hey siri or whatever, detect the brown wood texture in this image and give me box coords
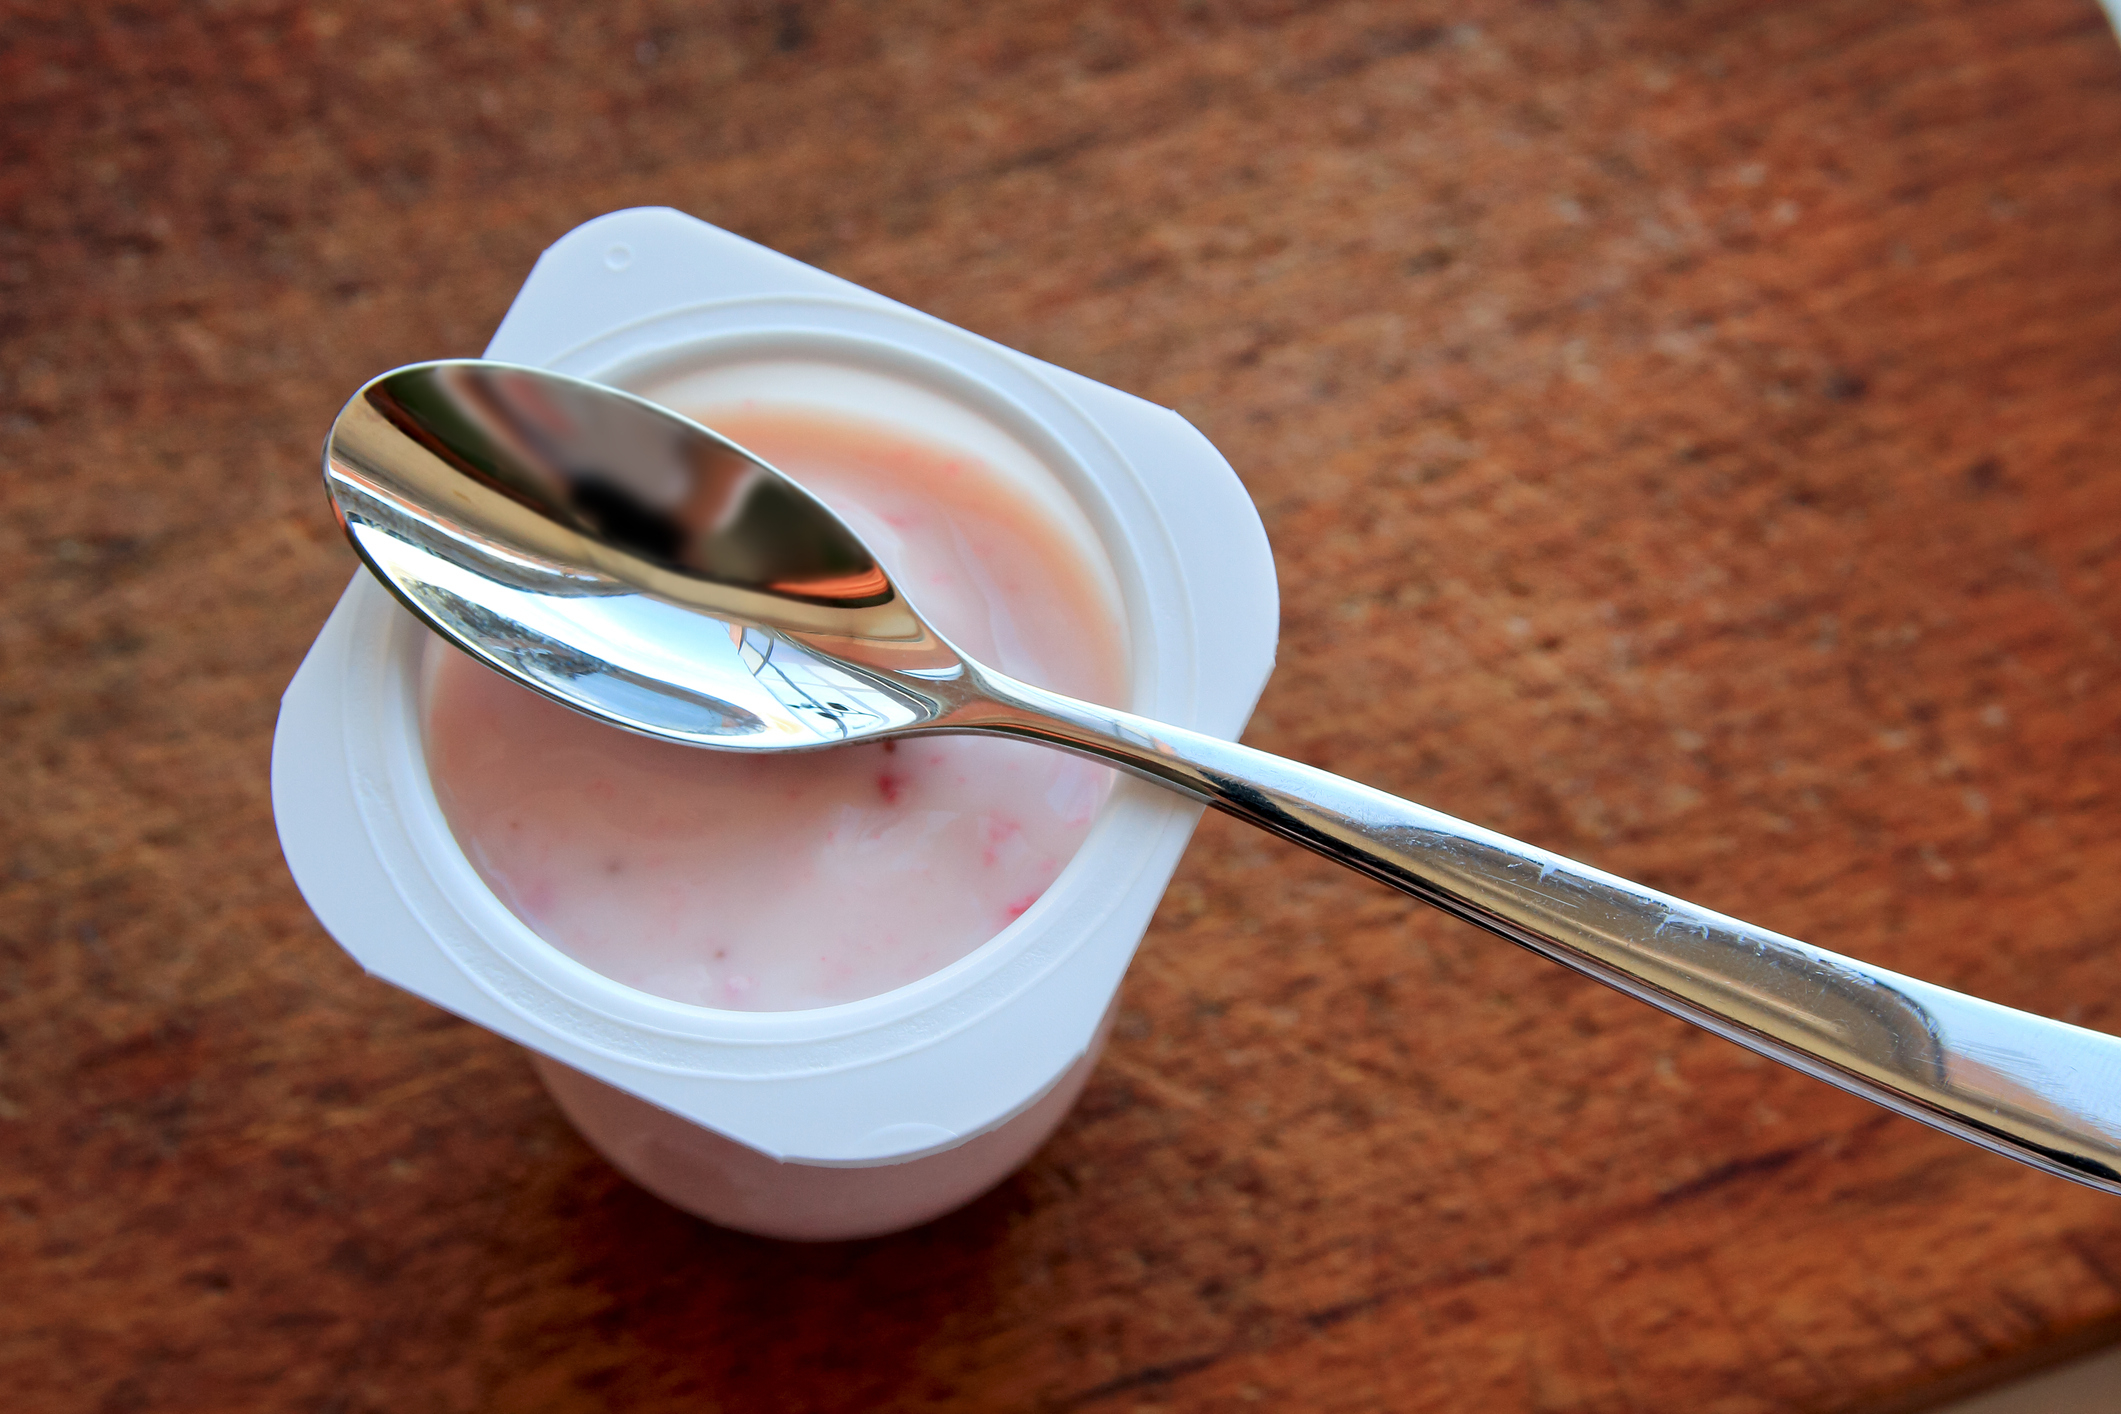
[7,2,2121,1410]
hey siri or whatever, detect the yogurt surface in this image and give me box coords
[422,405,1128,1012]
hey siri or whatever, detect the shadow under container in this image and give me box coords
[272,208,1279,1240]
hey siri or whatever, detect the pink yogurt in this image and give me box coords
[422,406,1128,1013]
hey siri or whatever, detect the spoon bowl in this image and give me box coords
[325,359,976,752]
[326,358,2121,1197]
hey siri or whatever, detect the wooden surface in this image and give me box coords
[6,2,2121,1410]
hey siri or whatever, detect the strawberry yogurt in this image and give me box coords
[421,405,1129,1013]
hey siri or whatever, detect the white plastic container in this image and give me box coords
[272,208,1278,1240]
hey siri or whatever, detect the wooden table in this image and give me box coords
[6,2,2121,1409]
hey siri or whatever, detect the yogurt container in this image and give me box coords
[272,208,1279,1240]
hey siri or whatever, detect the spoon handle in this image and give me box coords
[960,670,2121,1195]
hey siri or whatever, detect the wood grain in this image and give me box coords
[5,2,2121,1410]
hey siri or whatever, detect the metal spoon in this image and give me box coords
[324,358,2121,1195]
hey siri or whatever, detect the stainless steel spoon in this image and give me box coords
[325,358,2121,1195]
